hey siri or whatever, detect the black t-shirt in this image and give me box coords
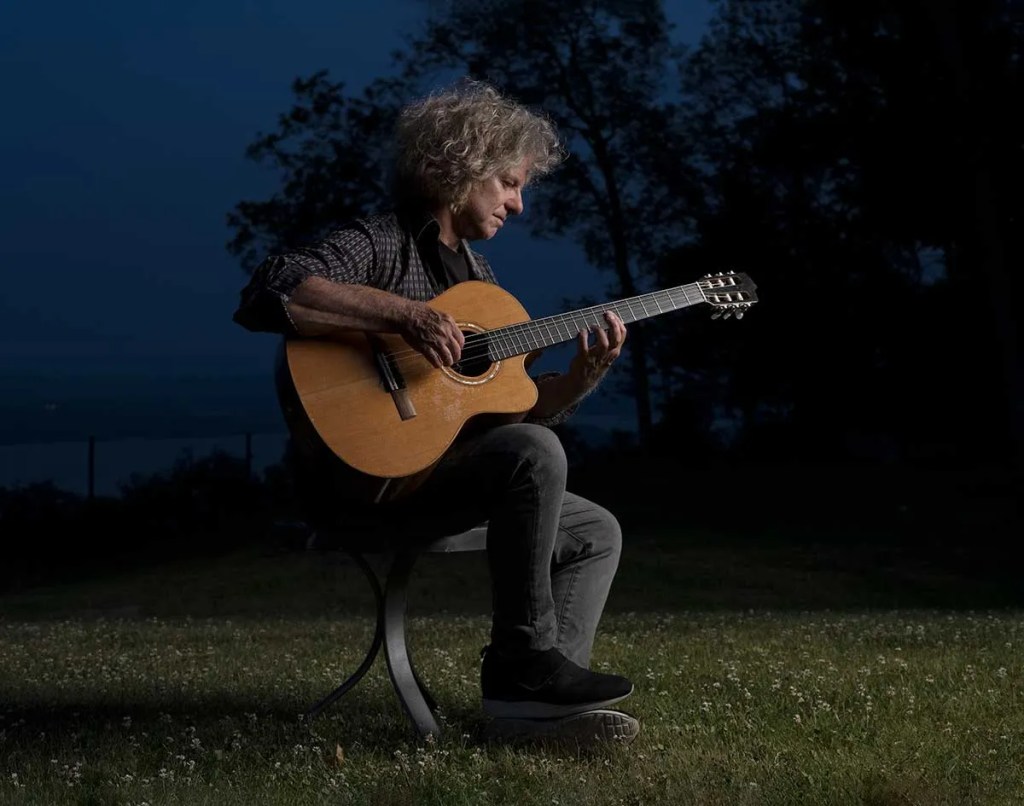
[435,240,471,288]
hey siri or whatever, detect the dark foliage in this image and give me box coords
[218,0,1021,555]
[0,451,304,592]
[225,73,411,271]
[226,0,697,442]
[654,0,1023,475]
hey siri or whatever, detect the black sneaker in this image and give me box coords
[481,646,634,719]
[484,709,641,747]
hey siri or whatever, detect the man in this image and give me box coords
[233,79,638,743]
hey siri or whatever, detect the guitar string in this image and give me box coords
[377,284,715,371]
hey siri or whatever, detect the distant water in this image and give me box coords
[0,432,290,498]
[0,404,634,498]
[0,364,639,499]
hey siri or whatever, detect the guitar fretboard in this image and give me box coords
[480,282,705,361]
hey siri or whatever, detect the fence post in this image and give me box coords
[87,435,96,500]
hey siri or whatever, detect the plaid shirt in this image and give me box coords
[233,207,573,426]
[233,207,500,334]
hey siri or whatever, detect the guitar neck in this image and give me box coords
[484,282,706,360]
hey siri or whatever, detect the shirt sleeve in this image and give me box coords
[232,224,378,335]
[524,370,580,427]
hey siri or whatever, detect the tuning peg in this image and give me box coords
[710,310,722,320]
[735,311,744,320]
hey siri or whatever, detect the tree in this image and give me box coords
[226,0,701,444]
[920,0,1023,471]
[226,74,411,272]
[403,0,708,444]
[654,0,1022,470]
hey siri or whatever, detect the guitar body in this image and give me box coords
[280,281,539,500]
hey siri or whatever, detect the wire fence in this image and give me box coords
[0,431,291,499]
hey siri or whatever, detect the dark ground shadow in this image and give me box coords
[0,513,1019,624]
[3,459,1019,617]
[0,687,492,755]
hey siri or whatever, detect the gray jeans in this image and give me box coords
[370,423,622,667]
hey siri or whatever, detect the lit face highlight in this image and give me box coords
[451,160,529,242]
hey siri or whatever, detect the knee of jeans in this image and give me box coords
[553,505,622,567]
[511,423,568,484]
[592,506,623,561]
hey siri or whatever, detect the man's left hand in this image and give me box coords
[567,311,627,394]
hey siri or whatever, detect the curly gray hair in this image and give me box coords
[393,79,565,212]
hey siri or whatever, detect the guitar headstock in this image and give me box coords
[699,271,758,319]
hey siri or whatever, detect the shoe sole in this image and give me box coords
[484,708,641,746]
[482,686,633,719]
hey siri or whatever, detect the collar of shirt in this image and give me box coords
[396,203,440,244]
[396,202,483,286]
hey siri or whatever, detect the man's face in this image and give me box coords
[452,160,529,242]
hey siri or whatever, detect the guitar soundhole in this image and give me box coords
[452,331,494,378]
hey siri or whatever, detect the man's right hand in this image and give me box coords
[401,303,465,368]
[285,278,464,367]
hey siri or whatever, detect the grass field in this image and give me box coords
[1,525,1022,805]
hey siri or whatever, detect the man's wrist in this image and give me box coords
[532,371,594,419]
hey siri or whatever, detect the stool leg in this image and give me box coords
[384,548,441,739]
[413,665,438,713]
[305,548,385,722]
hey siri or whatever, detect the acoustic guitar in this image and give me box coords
[276,271,757,503]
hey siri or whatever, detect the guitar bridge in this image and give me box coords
[389,388,416,420]
[370,337,417,421]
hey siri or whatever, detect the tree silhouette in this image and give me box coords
[920,0,1023,470]
[226,0,699,444]
[394,0,709,444]
[225,0,1022,485]
[652,0,1022,473]
[226,74,411,271]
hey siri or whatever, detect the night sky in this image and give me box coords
[0,0,716,495]
[1,1,714,389]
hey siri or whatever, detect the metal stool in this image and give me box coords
[304,523,488,739]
